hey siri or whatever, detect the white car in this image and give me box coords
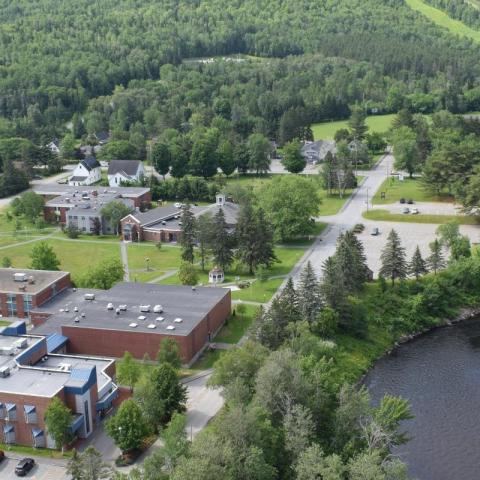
[411,208,419,214]
[174,202,182,208]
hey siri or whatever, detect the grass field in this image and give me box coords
[405,0,480,42]
[372,177,454,204]
[363,209,478,225]
[215,304,259,344]
[311,114,396,140]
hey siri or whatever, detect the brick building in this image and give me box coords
[0,321,116,447]
[31,282,231,364]
[0,269,71,319]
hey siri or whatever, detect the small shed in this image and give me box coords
[209,266,224,284]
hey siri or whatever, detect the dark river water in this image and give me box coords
[364,318,480,480]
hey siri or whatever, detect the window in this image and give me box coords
[24,405,37,424]
[3,425,14,444]
[84,400,90,434]
[5,404,16,421]
[7,294,16,316]
[0,404,5,419]
[23,295,32,313]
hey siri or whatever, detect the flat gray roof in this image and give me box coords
[34,184,150,198]
[0,268,69,295]
[33,282,230,337]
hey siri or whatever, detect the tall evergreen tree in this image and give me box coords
[180,203,196,263]
[348,105,368,140]
[427,238,446,275]
[320,256,347,313]
[254,207,277,270]
[211,208,233,269]
[335,231,369,293]
[297,262,322,323]
[196,213,213,271]
[278,277,300,324]
[379,229,407,285]
[409,245,428,280]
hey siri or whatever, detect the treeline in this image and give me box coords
[423,0,480,30]
[2,0,480,140]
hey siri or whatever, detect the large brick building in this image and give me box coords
[0,269,71,319]
[0,321,117,447]
[31,282,231,364]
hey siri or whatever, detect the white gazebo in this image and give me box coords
[209,266,224,284]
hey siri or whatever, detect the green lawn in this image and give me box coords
[311,114,396,140]
[0,443,73,459]
[372,177,453,204]
[405,0,480,43]
[363,209,478,225]
[231,278,284,303]
[215,304,259,343]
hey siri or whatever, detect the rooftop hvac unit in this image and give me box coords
[166,325,175,331]
[18,285,26,292]
[153,305,163,314]
[129,323,138,328]
[64,307,69,312]
[81,312,86,318]
[147,324,156,329]
[58,363,71,372]
[84,293,95,301]
[13,272,27,282]
[138,315,146,321]
[107,303,114,310]
[13,339,27,349]
[74,317,80,323]
[74,306,78,312]
[0,347,14,356]
[28,276,35,284]
[115,308,120,315]
[140,305,150,313]
[0,367,10,378]
[174,318,183,323]
[119,305,127,311]
[156,317,164,322]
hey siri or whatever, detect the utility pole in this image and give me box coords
[366,187,370,211]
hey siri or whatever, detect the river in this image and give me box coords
[364,318,480,480]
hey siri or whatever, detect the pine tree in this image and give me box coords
[277,277,301,325]
[320,256,347,312]
[255,208,277,269]
[379,229,407,285]
[180,203,196,263]
[211,208,233,269]
[409,245,428,280]
[427,238,446,275]
[196,213,213,271]
[348,105,369,140]
[335,231,368,293]
[297,261,322,323]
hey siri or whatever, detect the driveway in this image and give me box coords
[0,456,68,480]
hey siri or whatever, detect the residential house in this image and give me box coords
[107,160,145,187]
[46,138,60,155]
[68,157,101,186]
[301,140,336,164]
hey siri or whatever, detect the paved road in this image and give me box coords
[0,456,68,480]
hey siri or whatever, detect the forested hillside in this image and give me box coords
[1,0,480,141]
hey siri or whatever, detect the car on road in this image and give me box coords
[402,207,410,214]
[399,198,406,204]
[15,458,35,476]
[174,202,182,208]
[371,227,380,236]
[407,199,414,204]
[411,208,419,214]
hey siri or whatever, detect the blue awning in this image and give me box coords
[3,424,13,433]
[32,428,43,438]
[69,414,85,433]
[96,386,118,412]
[46,333,68,353]
[5,403,15,411]
[24,405,35,414]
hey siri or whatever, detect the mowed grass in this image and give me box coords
[0,239,121,282]
[215,304,259,343]
[363,209,478,225]
[372,177,454,204]
[405,0,480,43]
[311,114,396,140]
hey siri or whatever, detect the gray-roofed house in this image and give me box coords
[121,193,239,243]
[301,140,336,164]
[68,156,101,186]
[107,160,145,187]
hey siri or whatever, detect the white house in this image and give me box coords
[107,160,145,187]
[68,157,102,186]
[46,138,60,155]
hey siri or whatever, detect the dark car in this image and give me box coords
[15,458,35,476]
[407,199,414,204]
[371,227,380,236]
[399,198,406,204]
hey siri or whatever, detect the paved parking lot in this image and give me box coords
[0,457,68,480]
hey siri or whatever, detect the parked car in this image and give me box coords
[411,208,419,214]
[407,199,414,204]
[402,207,410,214]
[399,198,406,204]
[371,227,380,236]
[174,202,182,208]
[15,458,35,476]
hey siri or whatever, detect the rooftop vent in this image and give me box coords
[84,293,95,301]
[156,317,164,322]
[192,286,196,291]
[107,303,114,310]
[147,324,156,329]
[13,272,27,282]
[58,363,71,372]
[81,312,86,318]
[0,366,10,378]
[64,307,69,313]
[129,323,138,328]
[73,288,77,292]
[138,315,146,321]
[153,305,163,314]
[74,317,80,323]
[119,305,127,311]
[13,339,27,349]
[0,347,14,356]
[166,325,175,331]
[115,308,120,315]
[140,305,150,313]
[28,276,35,284]
[174,318,183,323]
[74,306,78,312]
[162,221,166,225]
[18,285,26,292]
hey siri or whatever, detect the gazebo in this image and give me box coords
[209,266,224,284]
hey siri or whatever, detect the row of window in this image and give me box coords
[3,425,45,447]
[6,294,32,316]
[0,404,37,424]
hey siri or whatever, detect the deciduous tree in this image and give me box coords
[30,241,60,270]
[44,397,73,452]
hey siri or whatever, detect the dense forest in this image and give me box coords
[423,0,480,30]
[1,0,480,143]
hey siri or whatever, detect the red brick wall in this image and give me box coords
[43,206,67,223]
[121,217,142,241]
[0,391,64,447]
[33,274,71,308]
[30,311,52,327]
